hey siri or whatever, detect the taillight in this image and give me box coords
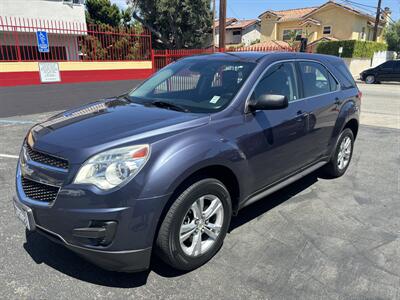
[357,90,362,100]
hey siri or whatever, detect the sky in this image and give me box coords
[111,0,399,22]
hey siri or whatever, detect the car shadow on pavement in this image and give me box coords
[23,171,321,287]
[23,231,151,288]
[229,171,319,231]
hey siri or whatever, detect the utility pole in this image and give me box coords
[219,0,226,50]
[212,0,216,51]
[372,0,382,41]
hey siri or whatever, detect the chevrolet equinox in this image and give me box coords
[13,52,361,272]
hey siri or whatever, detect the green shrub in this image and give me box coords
[316,40,387,58]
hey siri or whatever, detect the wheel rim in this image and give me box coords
[337,136,352,170]
[179,194,224,257]
[366,75,374,84]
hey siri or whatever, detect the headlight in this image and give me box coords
[74,144,150,190]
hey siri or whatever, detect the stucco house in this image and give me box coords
[259,1,390,48]
[214,18,261,47]
[0,0,86,60]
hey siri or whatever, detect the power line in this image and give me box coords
[341,0,377,10]
[228,5,241,19]
[337,0,376,15]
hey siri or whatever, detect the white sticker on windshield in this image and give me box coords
[210,96,220,104]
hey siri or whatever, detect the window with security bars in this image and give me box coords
[0,45,67,61]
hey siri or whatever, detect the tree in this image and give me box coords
[127,0,212,49]
[385,20,400,53]
[86,0,122,27]
[83,0,145,61]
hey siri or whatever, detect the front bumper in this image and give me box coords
[13,194,154,272]
[14,157,169,272]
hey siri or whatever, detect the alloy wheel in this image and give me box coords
[337,136,352,170]
[179,194,224,257]
[365,75,375,84]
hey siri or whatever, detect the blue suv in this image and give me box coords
[13,52,361,272]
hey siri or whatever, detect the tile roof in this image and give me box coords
[302,1,376,21]
[226,19,258,30]
[214,18,237,29]
[240,40,292,50]
[259,7,318,21]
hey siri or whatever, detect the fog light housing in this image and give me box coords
[72,221,117,246]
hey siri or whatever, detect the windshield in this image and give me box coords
[128,58,256,113]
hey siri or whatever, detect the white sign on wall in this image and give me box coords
[38,62,61,83]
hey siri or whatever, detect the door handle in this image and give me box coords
[295,110,307,122]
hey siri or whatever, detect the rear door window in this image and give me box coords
[380,61,395,70]
[298,61,334,97]
[394,61,400,72]
[334,63,356,89]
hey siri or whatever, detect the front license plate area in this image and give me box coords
[13,199,35,231]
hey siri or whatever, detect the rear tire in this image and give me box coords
[155,178,232,271]
[322,128,354,178]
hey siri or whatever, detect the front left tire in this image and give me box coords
[155,178,232,271]
[365,75,375,84]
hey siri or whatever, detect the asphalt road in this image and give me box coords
[0,81,399,299]
[0,80,139,118]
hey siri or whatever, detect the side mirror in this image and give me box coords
[248,94,288,111]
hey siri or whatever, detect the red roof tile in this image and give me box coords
[226,19,258,30]
[260,7,318,21]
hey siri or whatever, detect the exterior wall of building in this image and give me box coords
[342,57,371,76]
[260,15,278,41]
[241,24,261,45]
[0,61,153,86]
[1,0,154,86]
[276,20,303,42]
[1,0,86,29]
[1,32,80,60]
[214,24,261,47]
[311,6,359,41]
[303,24,319,42]
[226,29,242,45]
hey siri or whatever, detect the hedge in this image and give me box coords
[316,40,387,58]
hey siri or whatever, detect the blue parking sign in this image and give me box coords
[36,31,49,53]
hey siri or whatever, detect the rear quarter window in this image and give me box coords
[333,63,356,89]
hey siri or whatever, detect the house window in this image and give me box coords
[282,29,302,41]
[323,26,331,35]
[232,30,241,36]
[360,27,366,40]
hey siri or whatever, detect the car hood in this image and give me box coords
[29,98,209,163]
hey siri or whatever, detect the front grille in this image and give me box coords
[25,143,69,170]
[21,177,60,202]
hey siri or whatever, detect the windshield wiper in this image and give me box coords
[118,94,133,102]
[150,101,190,112]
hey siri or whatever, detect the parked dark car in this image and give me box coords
[13,52,361,272]
[360,60,400,84]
